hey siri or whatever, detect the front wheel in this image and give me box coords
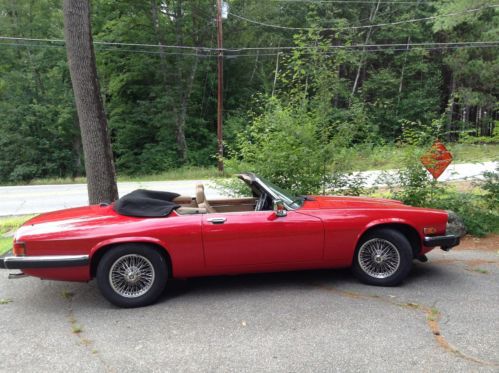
[352,229,413,286]
[96,244,168,308]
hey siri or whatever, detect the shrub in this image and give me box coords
[227,98,335,195]
[481,166,499,209]
[429,190,499,237]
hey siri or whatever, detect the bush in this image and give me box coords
[481,166,499,209]
[226,97,335,195]
[382,152,498,236]
[429,190,499,237]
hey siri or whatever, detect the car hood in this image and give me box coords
[302,195,409,210]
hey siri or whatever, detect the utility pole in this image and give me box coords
[216,0,224,172]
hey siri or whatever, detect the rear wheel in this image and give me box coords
[96,244,168,308]
[352,229,413,286]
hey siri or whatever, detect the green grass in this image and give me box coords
[344,143,498,171]
[15,166,225,186]
[0,215,35,255]
[0,144,497,186]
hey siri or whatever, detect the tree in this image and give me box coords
[63,0,118,203]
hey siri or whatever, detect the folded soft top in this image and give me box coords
[113,189,181,217]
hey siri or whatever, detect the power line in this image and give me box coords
[230,4,499,31]
[1,35,498,52]
[222,41,499,52]
[2,40,498,57]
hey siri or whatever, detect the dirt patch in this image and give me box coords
[455,234,499,253]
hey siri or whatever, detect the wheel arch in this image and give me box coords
[357,221,422,258]
[89,238,173,279]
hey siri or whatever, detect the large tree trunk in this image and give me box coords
[63,0,118,204]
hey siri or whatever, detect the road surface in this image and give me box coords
[0,161,496,216]
[0,247,497,372]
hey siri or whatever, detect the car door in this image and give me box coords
[202,210,324,268]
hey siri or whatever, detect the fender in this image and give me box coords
[90,236,172,263]
[356,217,422,245]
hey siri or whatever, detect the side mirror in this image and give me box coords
[273,199,287,217]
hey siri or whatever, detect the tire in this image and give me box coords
[96,244,168,308]
[352,228,413,286]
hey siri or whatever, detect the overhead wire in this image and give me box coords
[1,40,498,58]
[1,35,498,53]
[230,4,499,31]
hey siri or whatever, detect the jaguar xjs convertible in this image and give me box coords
[0,173,460,307]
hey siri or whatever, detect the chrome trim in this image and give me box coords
[8,272,28,279]
[207,217,227,224]
[1,254,89,269]
[424,235,460,249]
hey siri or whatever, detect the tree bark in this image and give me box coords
[63,0,118,204]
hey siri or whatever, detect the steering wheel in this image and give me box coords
[255,192,267,211]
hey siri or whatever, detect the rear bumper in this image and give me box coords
[0,251,89,270]
[424,235,460,251]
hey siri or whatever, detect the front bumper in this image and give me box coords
[0,251,89,270]
[424,235,460,251]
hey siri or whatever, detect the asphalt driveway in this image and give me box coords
[0,246,497,372]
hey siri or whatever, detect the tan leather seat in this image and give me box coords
[196,184,216,213]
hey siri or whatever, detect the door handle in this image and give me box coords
[207,217,227,224]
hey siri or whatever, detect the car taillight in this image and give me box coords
[13,242,26,256]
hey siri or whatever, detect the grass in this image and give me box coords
[472,268,489,274]
[1,144,496,186]
[344,143,499,171]
[19,166,225,186]
[0,215,35,255]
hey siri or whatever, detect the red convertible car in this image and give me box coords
[0,173,459,307]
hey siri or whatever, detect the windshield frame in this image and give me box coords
[253,175,302,210]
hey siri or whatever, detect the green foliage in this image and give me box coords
[0,0,497,184]
[458,124,499,144]
[398,119,444,146]
[329,172,368,197]
[0,215,34,255]
[383,153,499,236]
[481,166,499,209]
[429,190,499,237]
[228,97,334,195]
[391,164,438,207]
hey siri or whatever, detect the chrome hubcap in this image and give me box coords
[109,254,155,298]
[358,238,400,279]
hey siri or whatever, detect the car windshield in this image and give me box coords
[258,176,303,209]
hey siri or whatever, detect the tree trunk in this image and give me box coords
[173,0,189,163]
[63,0,118,204]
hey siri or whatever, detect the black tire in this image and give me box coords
[96,244,168,308]
[352,228,413,286]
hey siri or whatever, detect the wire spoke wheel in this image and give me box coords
[358,238,400,279]
[109,254,156,298]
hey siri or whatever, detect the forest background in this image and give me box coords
[0,0,497,183]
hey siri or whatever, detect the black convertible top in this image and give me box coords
[113,189,181,218]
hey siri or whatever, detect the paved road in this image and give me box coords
[0,161,496,216]
[0,247,497,372]
[0,180,224,217]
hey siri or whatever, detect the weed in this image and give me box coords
[72,324,82,334]
[427,307,440,322]
[61,290,75,300]
[472,268,489,274]
[0,298,12,305]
